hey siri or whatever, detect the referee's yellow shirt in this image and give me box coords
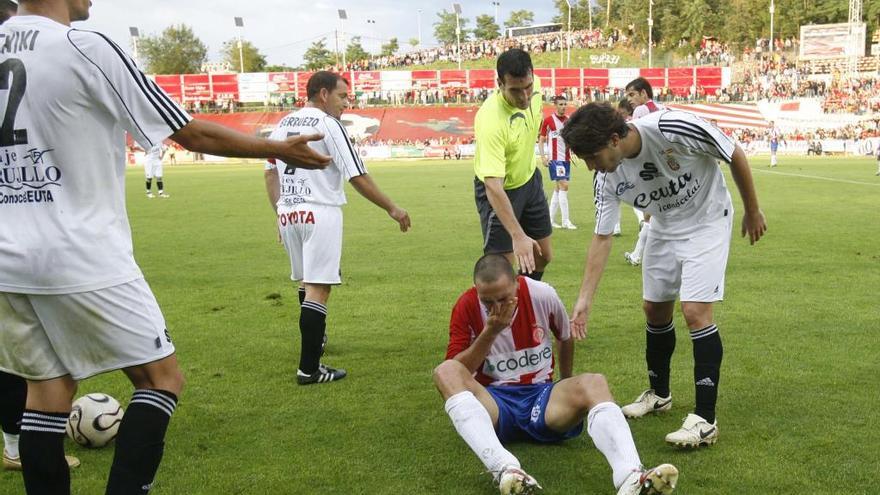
[473,76,544,190]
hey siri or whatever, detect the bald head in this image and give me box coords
[473,254,516,285]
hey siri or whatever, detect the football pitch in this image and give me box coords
[4,157,877,494]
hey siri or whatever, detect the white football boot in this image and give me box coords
[616,464,678,495]
[551,221,562,229]
[496,466,542,495]
[665,413,718,448]
[624,252,641,266]
[562,220,578,230]
[621,389,672,418]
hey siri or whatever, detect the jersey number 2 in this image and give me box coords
[0,58,28,146]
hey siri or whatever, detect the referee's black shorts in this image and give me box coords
[474,168,552,254]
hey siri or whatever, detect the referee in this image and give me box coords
[473,49,552,280]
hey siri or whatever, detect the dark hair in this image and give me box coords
[0,0,16,24]
[625,77,653,99]
[306,71,349,101]
[496,48,533,81]
[617,97,633,116]
[559,103,629,158]
[473,254,516,284]
[553,95,568,103]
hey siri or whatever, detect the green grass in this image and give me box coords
[406,46,661,70]
[3,156,878,494]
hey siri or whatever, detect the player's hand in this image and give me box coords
[486,296,518,334]
[279,134,332,169]
[741,208,767,245]
[512,234,541,274]
[388,207,411,232]
[569,297,591,340]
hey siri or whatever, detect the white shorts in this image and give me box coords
[642,217,732,303]
[145,160,163,179]
[0,279,175,381]
[278,204,343,285]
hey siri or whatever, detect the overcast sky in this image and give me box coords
[79,0,560,68]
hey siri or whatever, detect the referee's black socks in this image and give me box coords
[691,324,723,424]
[299,301,327,374]
[20,410,70,495]
[106,389,178,495]
[646,321,676,398]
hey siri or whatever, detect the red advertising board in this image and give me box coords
[469,69,495,89]
[352,71,382,91]
[582,68,609,88]
[696,67,722,94]
[210,74,239,100]
[439,70,467,88]
[294,71,312,98]
[412,70,439,88]
[667,68,694,96]
[182,74,211,101]
[154,75,182,102]
[639,68,665,90]
[268,72,297,94]
[554,68,581,90]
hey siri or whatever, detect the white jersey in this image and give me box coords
[593,110,735,240]
[266,107,366,208]
[0,16,191,294]
[632,100,664,120]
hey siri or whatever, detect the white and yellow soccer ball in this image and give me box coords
[66,393,124,448]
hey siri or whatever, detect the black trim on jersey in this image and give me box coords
[89,31,189,130]
[659,119,733,163]
[593,171,610,230]
[328,117,366,176]
[66,31,154,147]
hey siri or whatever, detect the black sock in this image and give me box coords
[299,301,327,374]
[297,287,306,306]
[157,180,164,192]
[20,410,70,495]
[0,371,26,434]
[521,270,544,281]
[646,321,676,398]
[145,179,152,192]
[106,389,178,495]
[692,324,723,424]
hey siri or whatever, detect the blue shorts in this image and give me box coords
[487,383,584,443]
[770,142,778,153]
[548,160,571,181]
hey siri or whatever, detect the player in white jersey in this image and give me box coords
[0,2,330,493]
[539,95,576,229]
[434,255,678,495]
[561,103,766,449]
[144,144,168,198]
[264,71,411,386]
[768,123,781,167]
[624,77,665,266]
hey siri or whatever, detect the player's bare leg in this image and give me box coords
[19,376,77,494]
[433,360,539,493]
[623,301,676,419]
[104,355,184,494]
[665,302,721,448]
[297,283,345,385]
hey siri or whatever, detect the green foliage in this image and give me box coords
[552,0,594,31]
[474,14,501,40]
[43,157,880,494]
[264,64,296,72]
[140,24,207,74]
[434,9,470,45]
[221,38,266,73]
[380,37,399,57]
[346,36,370,63]
[302,38,334,70]
[504,9,535,29]
[408,37,420,48]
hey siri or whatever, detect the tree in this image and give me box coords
[552,1,593,31]
[265,64,296,72]
[346,37,370,62]
[504,9,534,29]
[408,38,419,48]
[140,25,207,74]
[474,14,501,40]
[303,38,334,70]
[434,9,470,45]
[380,37,399,57]
[221,38,266,72]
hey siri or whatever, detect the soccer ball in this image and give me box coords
[66,393,124,448]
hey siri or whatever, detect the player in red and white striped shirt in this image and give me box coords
[539,96,577,230]
[433,255,678,495]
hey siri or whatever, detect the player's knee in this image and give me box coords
[559,182,569,191]
[681,303,712,329]
[432,360,465,388]
[643,301,671,323]
[575,373,612,407]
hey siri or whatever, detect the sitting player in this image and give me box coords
[433,255,678,495]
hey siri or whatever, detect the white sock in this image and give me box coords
[3,432,19,458]
[633,222,650,259]
[771,154,777,166]
[549,190,559,223]
[445,391,519,477]
[559,190,570,223]
[587,402,642,489]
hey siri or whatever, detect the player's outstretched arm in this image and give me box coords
[263,169,280,214]
[727,145,767,245]
[349,175,411,232]
[484,177,541,273]
[571,233,613,340]
[171,119,331,168]
[557,337,574,379]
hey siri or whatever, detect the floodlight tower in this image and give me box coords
[453,3,462,70]
[847,0,862,79]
